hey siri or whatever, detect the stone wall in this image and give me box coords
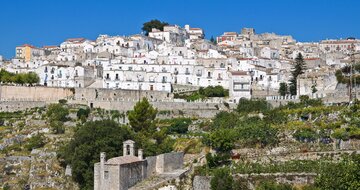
[0,101,47,112]
[145,156,157,177]
[0,85,74,100]
[193,173,317,190]
[74,87,173,101]
[156,152,184,173]
[0,86,230,118]
[193,176,211,190]
[120,161,147,190]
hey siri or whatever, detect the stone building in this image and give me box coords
[94,140,184,190]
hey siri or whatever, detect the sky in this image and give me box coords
[0,0,359,58]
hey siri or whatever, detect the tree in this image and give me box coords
[289,53,306,95]
[142,19,168,36]
[278,82,288,96]
[128,98,157,132]
[50,120,65,134]
[77,107,91,123]
[311,84,318,94]
[210,167,234,190]
[46,103,69,122]
[58,120,133,190]
[211,111,240,130]
[256,181,293,190]
[168,118,191,134]
[237,121,278,147]
[25,133,46,151]
[205,128,235,152]
[236,98,271,114]
[25,72,40,85]
[315,154,360,190]
[210,36,216,44]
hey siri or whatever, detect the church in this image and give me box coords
[94,140,184,190]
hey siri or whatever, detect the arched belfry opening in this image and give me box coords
[123,140,135,156]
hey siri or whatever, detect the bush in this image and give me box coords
[0,69,39,85]
[315,154,360,190]
[25,133,46,151]
[293,128,318,142]
[256,181,293,190]
[168,118,191,134]
[46,104,69,122]
[236,121,278,147]
[237,98,271,114]
[210,111,240,130]
[50,120,65,134]
[204,128,236,152]
[77,108,91,120]
[58,99,67,104]
[210,167,233,190]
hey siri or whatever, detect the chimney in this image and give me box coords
[138,149,143,160]
[100,152,106,188]
[100,152,106,166]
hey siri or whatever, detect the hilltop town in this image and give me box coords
[0,21,360,190]
[0,21,359,105]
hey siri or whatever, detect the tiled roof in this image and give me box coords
[17,44,35,48]
[66,38,86,42]
[106,155,140,165]
[231,71,248,75]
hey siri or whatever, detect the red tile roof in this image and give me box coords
[231,71,248,75]
[66,38,86,42]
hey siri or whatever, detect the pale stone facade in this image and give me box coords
[94,140,184,190]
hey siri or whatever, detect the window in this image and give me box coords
[104,171,109,179]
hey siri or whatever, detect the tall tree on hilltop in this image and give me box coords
[142,19,169,36]
[210,36,216,44]
[128,98,158,132]
[278,82,288,96]
[289,53,306,96]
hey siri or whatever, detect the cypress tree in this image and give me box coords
[289,53,306,95]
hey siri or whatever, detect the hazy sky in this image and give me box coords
[0,0,359,58]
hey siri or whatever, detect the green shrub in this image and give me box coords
[237,98,271,114]
[293,128,318,142]
[168,118,191,134]
[210,167,233,190]
[25,133,46,151]
[256,181,293,190]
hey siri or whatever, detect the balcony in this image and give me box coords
[196,72,202,77]
[185,72,190,75]
[162,68,167,73]
[162,79,167,83]
[217,77,223,80]
[174,70,179,75]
